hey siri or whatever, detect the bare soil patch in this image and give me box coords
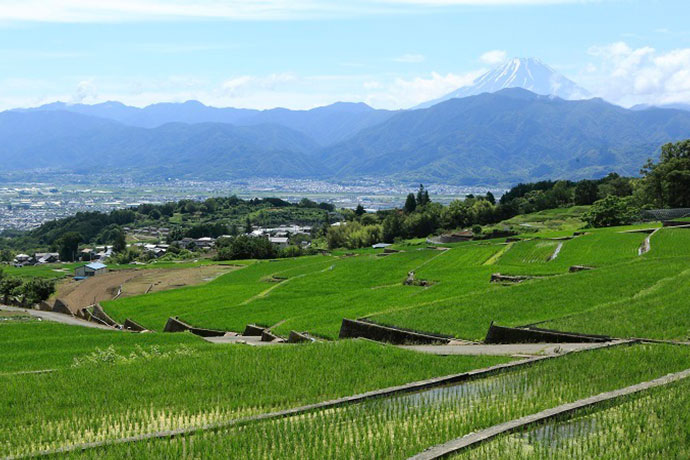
[53,265,239,313]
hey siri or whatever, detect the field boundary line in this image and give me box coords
[408,365,690,460]
[7,340,632,459]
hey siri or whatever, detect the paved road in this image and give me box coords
[202,333,283,346]
[0,305,115,330]
[399,342,620,357]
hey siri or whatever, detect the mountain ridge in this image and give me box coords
[416,57,591,109]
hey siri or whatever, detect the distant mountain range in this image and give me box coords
[3,87,690,185]
[16,100,396,146]
[4,55,690,186]
[415,57,590,109]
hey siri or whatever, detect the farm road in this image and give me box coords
[400,342,617,357]
[0,305,114,330]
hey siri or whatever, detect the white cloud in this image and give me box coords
[479,50,507,65]
[0,0,606,23]
[364,70,482,108]
[583,41,690,106]
[393,53,425,63]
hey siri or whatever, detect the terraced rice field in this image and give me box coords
[0,319,510,459]
[452,377,690,459]
[52,344,690,459]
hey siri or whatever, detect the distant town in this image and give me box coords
[0,176,501,232]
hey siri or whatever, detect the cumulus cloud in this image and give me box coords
[480,50,507,65]
[364,70,482,108]
[584,41,690,106]
[393,53,425,63]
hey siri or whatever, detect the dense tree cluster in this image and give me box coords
[0,269,55,305]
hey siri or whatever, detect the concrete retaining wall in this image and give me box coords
[339,318,451,345]
[261,330,283,342]
[408,366,690,459]
[92,304,121,328]
[484,323,610,344]
[51,298,73,316]
[490,273,532,284]
[288,331,317,343]
[243,324,266,336]
[123,318,148,332]
[163,317,226,337]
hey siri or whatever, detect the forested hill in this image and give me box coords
[323,89,690,184]
[3,89,690,184]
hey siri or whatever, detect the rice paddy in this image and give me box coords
[452,377,690,459]
[5,219,690,458]
[52,344,690,459]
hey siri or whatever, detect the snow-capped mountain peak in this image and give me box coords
[416,57,590,109]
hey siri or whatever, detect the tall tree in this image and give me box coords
[113,230,127,253]
[404,193,417,213]
[485,191,496,205]
[245,216,253,234]
[355,204,365,217]
[416,184,430,206]
[574,180,599,205]
[640,140,690,208]
[56,232,82,262]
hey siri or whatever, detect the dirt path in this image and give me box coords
[398,341,623,358]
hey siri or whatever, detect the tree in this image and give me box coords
[0,276,22,304]
[355,204,365,217]
[640,140,690,208]
[583,195,639,228]
[244,216,253,234]
[404,193,417,213]
[20,278,55,305]
[56,232,82,262]
[416,184,430,206]
[485,191,496,205]
[0,249,12,263]
[112,229,127,253]
[574,180,599,205]
[382,212,404,243]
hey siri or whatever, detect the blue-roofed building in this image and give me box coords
[74,262,108,278]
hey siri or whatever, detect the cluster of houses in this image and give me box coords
[12,252,60,267]
[249,225,312,248]
[79,246,114,262]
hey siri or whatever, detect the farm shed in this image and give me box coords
[74,262,108,278]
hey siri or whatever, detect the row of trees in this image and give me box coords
[214,235,308,261]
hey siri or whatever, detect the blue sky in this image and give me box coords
[1,0,689,110]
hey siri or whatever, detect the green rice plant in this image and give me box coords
[645,227,690,258]
[371,257,688,340]
[496,239,560,266]
[0,321,204,373]
[542,266,690,340]
[0,327,509,458]
[452,377,690,459]
[59,344,690,459]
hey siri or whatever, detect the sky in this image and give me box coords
[0,0,689,110]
